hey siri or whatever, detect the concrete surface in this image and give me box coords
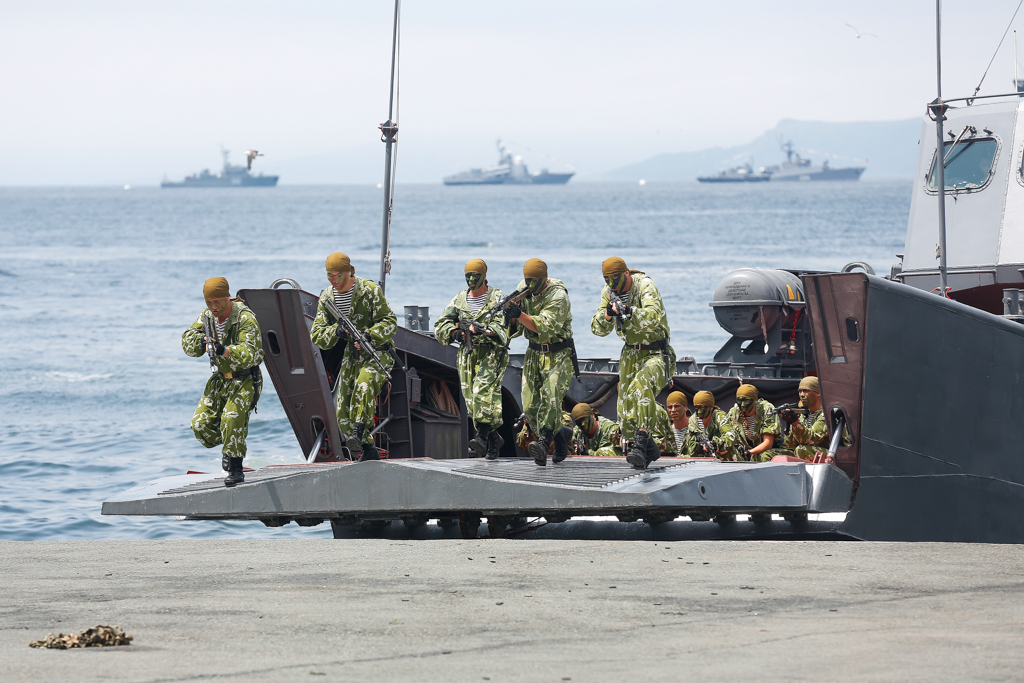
[3,539,1023,682]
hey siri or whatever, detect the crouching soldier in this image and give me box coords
[683,390,740,459]
[570,403,622,457]
[782,376,849,461]
[727,384,792,461]
[182,277,264,486]
[310,252,397,462]
[434,259,509,460]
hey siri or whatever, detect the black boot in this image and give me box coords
[626,430,650,470]
[221,454,230,473]
[485,429,504,460]
[345,423,365,458]
[358,440,380,462]
[469,423,491,458]
[552,426,571,464]
[224,457,245,486]
[644,432,662,466]
[528,428,553,466]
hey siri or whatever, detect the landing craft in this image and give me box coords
[105,5,1024,542]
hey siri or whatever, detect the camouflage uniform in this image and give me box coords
[310,279,397,445]
[651,404,678,455]
[590,272,676,441]
[571,415,622,457]
[727,398,792,462]
[682,407,741,459]
[434,287,509,429]
[182,302,265,459]
[509,278,574,434]
[784,409,850,461]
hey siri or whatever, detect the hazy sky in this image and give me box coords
[2,0,1023,184]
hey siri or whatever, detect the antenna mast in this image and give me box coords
[931,0,949,297]
[378,0,401,293]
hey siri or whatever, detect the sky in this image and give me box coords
[2,0,1024,184]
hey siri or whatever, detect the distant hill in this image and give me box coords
[598,118,922,181]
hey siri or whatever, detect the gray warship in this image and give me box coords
[697,162,772,183]
[104,8,1024,543]
[161,149,279,188]
[443,140,574,185]
[768,140,866,182]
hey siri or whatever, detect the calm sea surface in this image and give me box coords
[0,181,910,540]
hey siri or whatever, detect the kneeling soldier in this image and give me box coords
[310,252,397,462]
[666,391,691,455]
[570,403,622,457]
[591,256,675,470]
[182,277,264,486]
[727,384,791,461]
[782,376,849,461]
[434,259,509,460]
[683,390,740,459]
[506,258,576,466]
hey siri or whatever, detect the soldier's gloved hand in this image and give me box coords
[449,329,460,343]
[214,341,227,356]
[779,409,799,424]
[504,302,522,322]
[606,302,616,317]
[336,326,350,342]
[619,303,632,318]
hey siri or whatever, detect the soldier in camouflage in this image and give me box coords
[591,257,676,470]
[666,391,691,455]
[506,258,575,466]
[182,277,265,486]
[310,252,397,462]
[570,402,622,457]
[682,390,741,459]
[434,259,509,460]
[726,384,793,462]
[782,376,849,461]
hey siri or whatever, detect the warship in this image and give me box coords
[104,5,1024,543]
[697,162,772,183]
[768,141,866,182]
[161,149,279,188]
[443,140,574,185]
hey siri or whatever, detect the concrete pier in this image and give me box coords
[3,540,1024,681]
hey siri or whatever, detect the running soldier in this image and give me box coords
[182,277,264,486]
[727,384,792,461]
[434,259,509,460]
[683,390,740,459]
[310,252,397,462]
[570,403,622,457]
[590,257,676,470]
[506,258,576,466]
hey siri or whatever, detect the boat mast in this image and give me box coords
[933,0,949,297]
[378,0,401,293]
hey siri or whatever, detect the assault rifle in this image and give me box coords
[694,430,717,457]
[455,316,491,353]
[323,297,391,378]
[607,289,632,332]
[202,315,217,372]
[479,288,529,326]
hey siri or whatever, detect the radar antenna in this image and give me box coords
[244,149,263,171]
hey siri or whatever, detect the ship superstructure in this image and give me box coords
[161,149,279,188]
[444,140,574,185]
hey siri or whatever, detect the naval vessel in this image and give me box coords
[767,141,866,182]
[104,5,1024,543]
[161,149,279,188]
[443,140,574,185]
[696,162,772,183]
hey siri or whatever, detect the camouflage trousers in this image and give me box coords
[191,375,258,459]
[522,346,574,434]
[790,445,821,462]
[617,347,672,439]
[336,349,393,445]
[459,344,508,429]
[748,447,795,463]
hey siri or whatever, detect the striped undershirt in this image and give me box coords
[214,317,229,341]
[742,414,758,442]
[333,288,355,318]
[466,292,488,315]
[674,427,686,453]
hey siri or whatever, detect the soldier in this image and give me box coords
[726,384,792,461]
[181,277,264,486]
[570,403,622,457]
[782,376,849,461]
[683,390,740,459]
[665,391,691,455]
[310,252,397,462]
[590,256,676,470]
[506,258,576,466]
[434,259,509,460]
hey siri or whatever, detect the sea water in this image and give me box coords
[0,181,910,539]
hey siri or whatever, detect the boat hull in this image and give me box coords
[161,175,279,188]
[771,167,865,182]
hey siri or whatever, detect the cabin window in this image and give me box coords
[927,137,997,192]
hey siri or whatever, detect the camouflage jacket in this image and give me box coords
[310,279,397,351]
[182,301,265,374]
[785,408,850,451]
[571,415,621,455]
[509,278,573,345]
[682,407,740,458]
[727,398,782,448]
[434,286,509,352]
[590,271,671,346]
